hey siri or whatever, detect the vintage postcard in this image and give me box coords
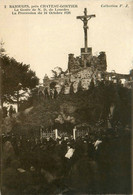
[0,0,133,194]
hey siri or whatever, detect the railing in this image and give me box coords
[40,128,90,140]
[75,129,89,138]
[40,129,58,140]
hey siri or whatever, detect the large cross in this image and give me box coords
[77,8,96,53]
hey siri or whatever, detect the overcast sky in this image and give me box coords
[0,0,133,82]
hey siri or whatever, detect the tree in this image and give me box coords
[130,69,133,77]
[51,67,64,78]
[1,55,39,111]
[0,40,6,120]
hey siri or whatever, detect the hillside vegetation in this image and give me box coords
[7,81,131,136]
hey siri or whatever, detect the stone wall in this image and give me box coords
[41,50,130,98]
[68,51,107,73]
[68,54,81,72]
[40,67,104,98]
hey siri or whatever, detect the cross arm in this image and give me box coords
[77,16,84,19]
[88,14,96,17]
[77,14,96,20]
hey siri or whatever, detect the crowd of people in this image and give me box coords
[1,125,132,194]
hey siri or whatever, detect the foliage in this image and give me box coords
[1,55,39,105]
[8,81,131,136]
[51,67,64,78]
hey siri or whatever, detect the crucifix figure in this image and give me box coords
[77,8,96,53]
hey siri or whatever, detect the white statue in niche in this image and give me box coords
[97,72,102,81]
[64,83,71,94]
[81,78,90,90]
[55,84,62,94]
[70,74,75,82]
[73,81,79,93]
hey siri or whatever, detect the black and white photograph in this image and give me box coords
[0,0,133,194]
